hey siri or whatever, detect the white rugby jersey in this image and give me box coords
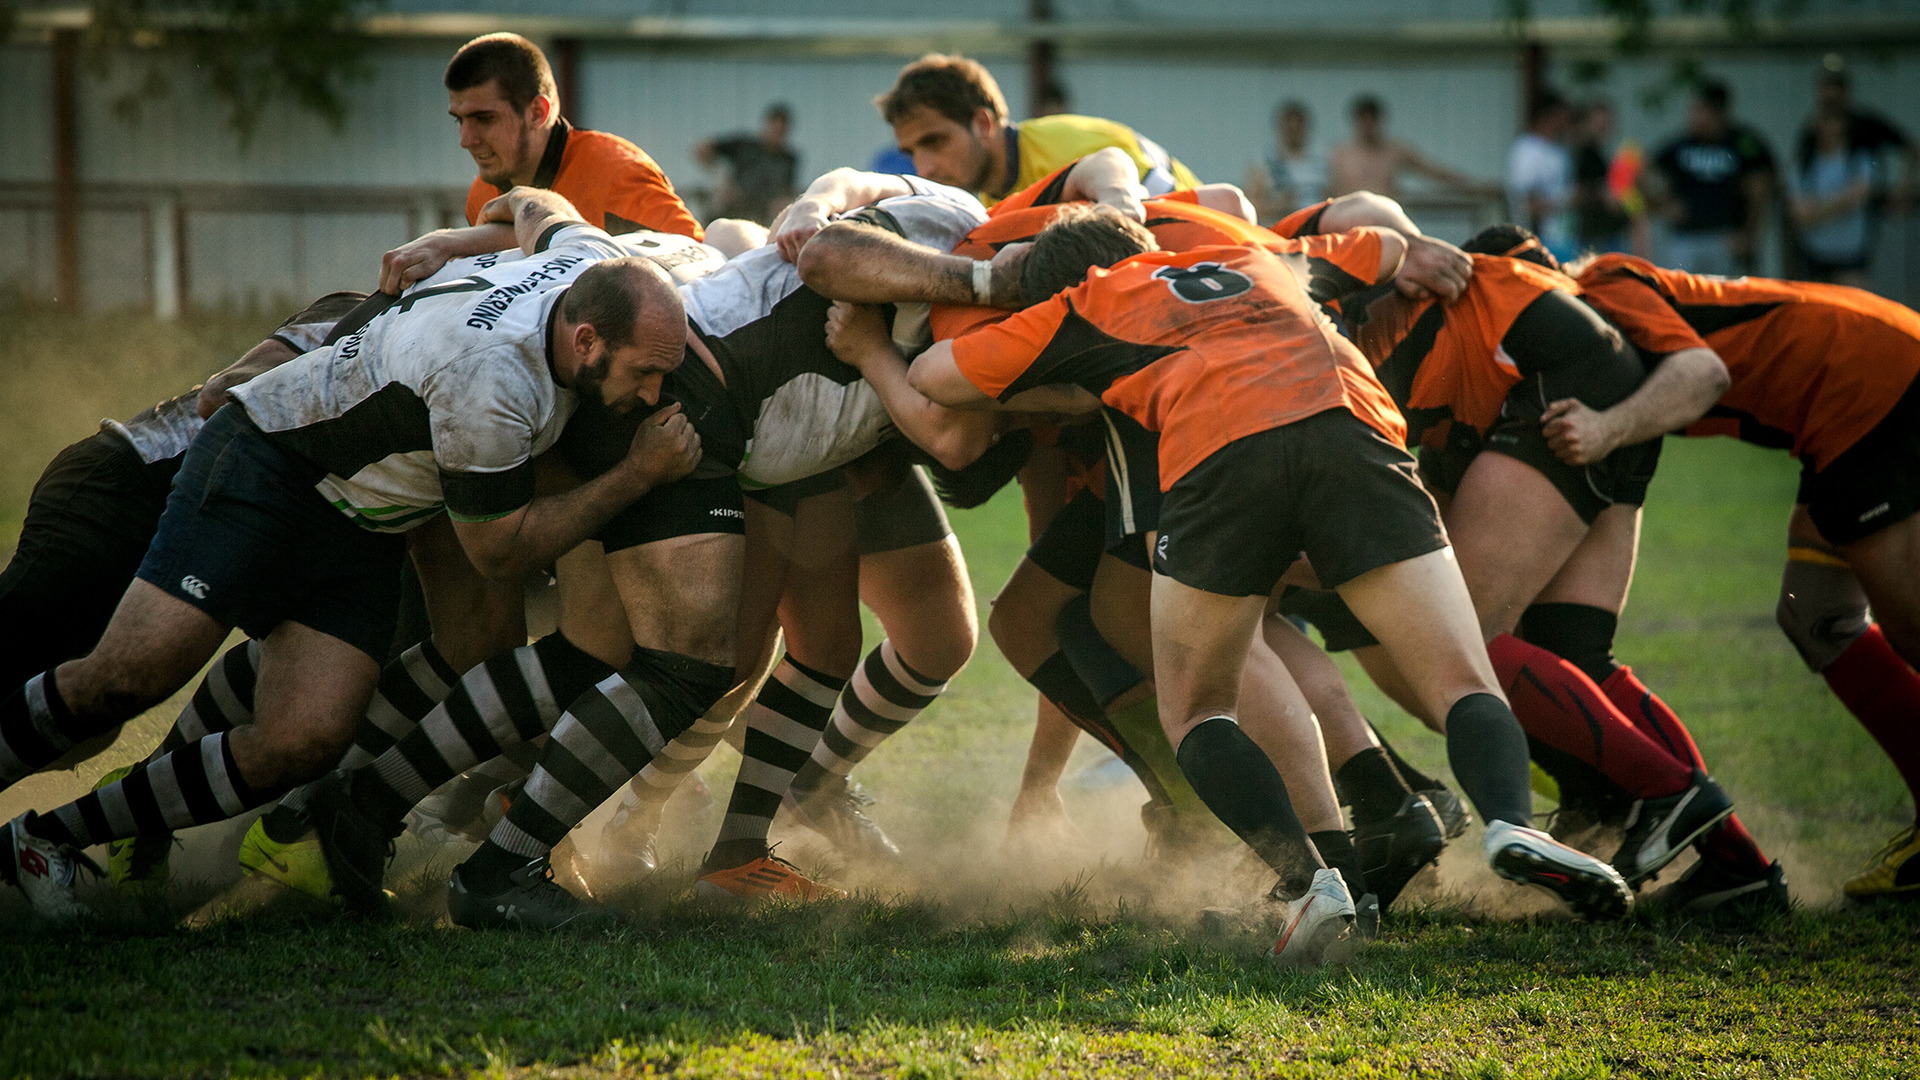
[678,177,987,487]
[230,222,627,532]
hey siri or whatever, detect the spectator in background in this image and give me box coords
[1790,110,1878,286]
[1798,67,1916,208]
[1568,99,1652,257]
[1650,80,1775,276]
[1506,90,1576,261]
[1034,79,1071,118]
[1247,100,1327,224]
[694,103,801,225]
[1328,94,1489,199]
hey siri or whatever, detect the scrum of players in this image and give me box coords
[3,35,1919,968]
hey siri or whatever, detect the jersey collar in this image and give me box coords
[990,124,1021,200]
[530,117,572,191]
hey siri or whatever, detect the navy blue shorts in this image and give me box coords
[135,405,407,660]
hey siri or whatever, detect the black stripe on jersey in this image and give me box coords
[1295,204,1329,237]
[1672,300,1786,336]
[1687,404,1796,449]
[272,291,374,351]
[1372,300,1446,408]
[322,293,400,347]
[267,381,433,480]
[1031,169,1077,208]
[842,206,907,237]
[532,118,571,191]
[1000,304,1180,402]
[442,461,537,521]
[534,222,573,254]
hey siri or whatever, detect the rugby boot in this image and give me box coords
[1612,770,1734,886]
[1844,823,1920,900]
[784,776,900,863]
[97,766,174,889]
[307,770,405,916]
[1353,792,1447,910]
[2,811,97,922]
[695,847,847,901]
[1421,787,1472,840]
[1267,868,1357,969]
[1485,819,1634,922]
[447,855,618,931]
[237,807,333,900]
[590,789,662,884]
[1661,857,1790,917]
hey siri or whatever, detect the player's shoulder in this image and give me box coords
[564,127,669,179]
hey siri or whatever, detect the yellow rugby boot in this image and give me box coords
[237,807,335,900]
[96,766,174,889]
[1844,823,1920,900]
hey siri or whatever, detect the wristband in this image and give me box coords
[972,259,994,306]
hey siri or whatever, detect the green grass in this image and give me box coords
[1,313,1916,1078]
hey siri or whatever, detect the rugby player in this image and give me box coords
[1270,202,1784,913]
[302,176,999,923]
[1549,250,1920,900]
[0,189,698,921]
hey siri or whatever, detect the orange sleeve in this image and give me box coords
[1578,274,1709,356]
[991,164,1078,216]
[596,145,704,240]
[929,302,1011,342]
[1279,227,1387,285]
[1272,199,1332,239]
[949,298,1074,401]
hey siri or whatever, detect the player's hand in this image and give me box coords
[988,241,1032,308]
[195,368,251,419]
[1542,398,1620,466]
[824,301,893,369]
[1394,234,1473,302]
[1094,181,1149,223]
[380,233,455,295]
[773,199,832,262]
[624,402,700,487]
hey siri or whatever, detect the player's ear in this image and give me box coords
[528,94,555,127]
[970,107,998,141]
[572,320,599,360]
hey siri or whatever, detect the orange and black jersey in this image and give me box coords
[949,244,1404,489]
[1576,254,1920,469]
[465,119,704,241]
[931,164,1385,341]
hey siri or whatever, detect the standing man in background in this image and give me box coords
[694,103,802,225]
[1248,100,1327,225]
[1650,80,1775,277]
[1506,90,1576,261]
[446,33,704,240]
[1329,95,1490,200]
[876,53,1200,206]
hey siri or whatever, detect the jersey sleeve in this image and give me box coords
[929,303,1011,342]
[464,178,497,227]
[427,354,543,522]
[991,164,1078,215]
[872,188,990,253]
[1269,228,1386,307]
[948,297,1074,402]
[1272,199,1332,238]
[597,146,705,240]
[1577,271,1710,356]
[535,221,628,260]
[271,291,372,354]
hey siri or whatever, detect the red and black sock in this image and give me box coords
[1823,626,1920,818]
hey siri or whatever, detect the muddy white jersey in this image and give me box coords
[677,177,987,487]
[230,222,626,532]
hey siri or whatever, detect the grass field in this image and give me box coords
[0,312,1916,1079]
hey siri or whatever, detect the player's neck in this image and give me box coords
[512,119,562,189]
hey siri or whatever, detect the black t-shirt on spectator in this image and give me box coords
[709,135,799,224]
[1654,125,1776,234]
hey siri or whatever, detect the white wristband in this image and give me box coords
[972,259,994,306]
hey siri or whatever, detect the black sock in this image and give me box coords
[1336,746,1414,826]
[259,803,311,844]
[1518,602,1621,684]
[1310,829,1368,898]
[1174,716,1322,898]
[458,839,529,891]
[1445,693,1534,828]
[1372,723,1441,792]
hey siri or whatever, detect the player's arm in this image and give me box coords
[449,404,700,580]
[798,221,1025,309]
[196,337,299,419]
[1540,346,1729,465]
[769,168,920,261]
[1192,184,1258,223]
[196,290,372,418]
[825,303,999,469]
[906,339,994,408]
[1294,192,1472,300]
[379,224,517,294]
[1055,147,1149,221]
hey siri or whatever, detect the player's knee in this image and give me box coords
[1776,558,1871,672]
[896,612,976,683]
[988,593,1054,672]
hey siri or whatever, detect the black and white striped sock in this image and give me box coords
[140,640,260,766]
[706,656,847,868]
[0,670,107,789]
[29,731,267,848]
[363,634,613,817]
[789,640,946,798]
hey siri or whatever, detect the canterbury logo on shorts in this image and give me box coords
[179,575,211,600]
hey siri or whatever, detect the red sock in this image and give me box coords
[1599,666,1771,873]
[1487,634,1694,799]
[1823,625,1920,811]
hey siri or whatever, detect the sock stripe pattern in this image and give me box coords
[371,635,611,807]
[804,641,946,785]
[489,670,676,859]
[0,671,89,785]
[360,641,461,763]
[158,641,261,760]
[40,732,263,848]
[714,658,847,847]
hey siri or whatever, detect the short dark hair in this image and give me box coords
[1529,89,1568,126]
[1019,204,1159,306]
[1276,99,1309,124]
[1351,94,1384,119]
[1463,224,1559,272]
[765,102,792,124]
[445,33,557,114]
[1819,68,1850,91]
[561,258,670,351]
[1696,79,1732,113]
[875,53,1009,128]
